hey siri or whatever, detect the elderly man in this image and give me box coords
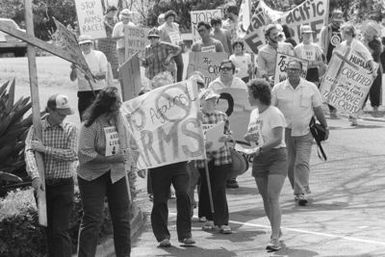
[70,35,108,120]
[272,60,329,206]
[112,9,136,64]
[25,94,78,257]
[256,24,294,82]
[208,59,248,189]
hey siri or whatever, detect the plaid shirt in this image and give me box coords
[142,41,179,79]
[25,117,78,180]
[196,110,232,168]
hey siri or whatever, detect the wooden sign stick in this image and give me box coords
[25,0,47,226]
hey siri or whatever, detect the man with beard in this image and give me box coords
[319,10,344,118]
[256,24,294,84]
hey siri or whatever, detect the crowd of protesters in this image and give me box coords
[23,3,385,256]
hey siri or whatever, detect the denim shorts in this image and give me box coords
[252,147,288,178]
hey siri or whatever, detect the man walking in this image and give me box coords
[25,94,78,257]
[272,60,329,206]
[70,35,108,120]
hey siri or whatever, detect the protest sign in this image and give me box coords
[320,52,378,114]
[187,52,228,85]
[212,87,253,141]
[191,9,222,42]
[274,53,308,84]
[104,126,120,156]
[119,54,141,101]
[205,121,225,151]
[244,0,328,53]
[74,0,107,39]
[121,80,205,169]
[124,26,149,60]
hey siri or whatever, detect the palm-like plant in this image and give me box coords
[0,79,32,197]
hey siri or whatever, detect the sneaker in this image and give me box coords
[226,179,239,188]
[219,225,232,234]
[297,194,308,206]
[179,237,196,246]
[198,216,207,222]
[158,238,171,248]
[266,238,281,251]
[202,220,214,231]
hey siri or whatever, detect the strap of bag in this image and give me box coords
[315,140,327,161]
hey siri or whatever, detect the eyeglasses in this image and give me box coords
[220,67,232,71]
[198,29,206,33]
[286,68,300,72]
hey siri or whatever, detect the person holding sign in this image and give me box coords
[256,24,294,84]
[192,21,224,53]
[158,10,185,82]
[245,79,287,251]
[77,87,133,257]
[112,9,136,65]
[141,28,182,80]
[294,25,325,85]
[196,89,233,234]
[272,60,329,206]
[70,35,108,121]
[25,94,78,257]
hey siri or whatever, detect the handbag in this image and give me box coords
[309,117,327,160]
[228,141,249,179]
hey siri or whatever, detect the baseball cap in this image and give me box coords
[199,89,220,101]
[78,34,93,45]
[300,25,314,34]
[47,94,74,115]
[120,9,132,18]
[331,10,344,22]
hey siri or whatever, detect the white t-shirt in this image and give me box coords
[247,106,286,148]
[229,53,252,79]
[77,50,108,92]
[112,21,136,49]
[294,43,323,67]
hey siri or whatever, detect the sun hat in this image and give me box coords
[300,25,314,34]
[147,28,160,38]
[199,89,220,101]
[119,9,131,18]
[47,94,74,115]
[78,34,93,45]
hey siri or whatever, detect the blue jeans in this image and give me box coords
[285,129,313,195]
[77,172,131,257]
[45,179,74,257]
[149,162,192,242]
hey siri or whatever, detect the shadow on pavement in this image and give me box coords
[273,245,319,257]
[161,246,237,257]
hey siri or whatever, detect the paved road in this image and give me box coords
[131,117,385,257]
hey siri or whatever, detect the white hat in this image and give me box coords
[78,34,93,45]
[120,9,132,18]
[300,25,314,34]
[47,94,74,115]
[199,89,220,101]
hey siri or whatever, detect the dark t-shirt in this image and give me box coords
[326,25,342,63]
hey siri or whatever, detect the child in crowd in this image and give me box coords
[229,40,253,83]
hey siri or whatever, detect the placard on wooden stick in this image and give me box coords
[119,54,141,101]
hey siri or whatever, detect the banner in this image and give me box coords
[124,26,149,59]
[121,80,205,169]
[74,0,107,39]
[274,53,309,84]
[53,18,94,82]
[190,9,222,42]
[320,52,379,114]
[187,52,228,85]
[244,0,328,53]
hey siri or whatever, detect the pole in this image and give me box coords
[25,0,47,226]
[204,159,215,214]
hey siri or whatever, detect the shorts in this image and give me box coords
[252,147,288,178]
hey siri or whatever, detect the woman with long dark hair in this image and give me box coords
[77,87,133,257]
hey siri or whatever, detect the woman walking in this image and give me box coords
[245,79,287,251]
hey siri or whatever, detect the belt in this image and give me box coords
[45,177,73,186]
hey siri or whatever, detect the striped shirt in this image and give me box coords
[25,117,78,180]
[196,110,232,168]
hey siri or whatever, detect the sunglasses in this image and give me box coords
[220,67,232,71]
[198,29,206,33]
[286,68,301,71]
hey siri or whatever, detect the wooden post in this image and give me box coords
[119,54,141,101]
[25,0,47,226]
